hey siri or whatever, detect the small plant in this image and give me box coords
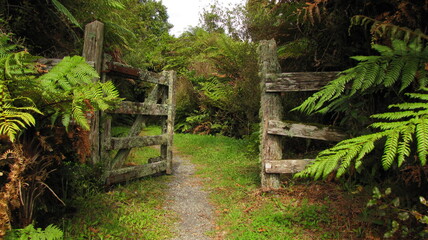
[367,186,428,238]
[5,224,63,240]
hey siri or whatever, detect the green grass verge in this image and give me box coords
[60,126,174,239]
[174,133,341,239]
[61,176,175,239]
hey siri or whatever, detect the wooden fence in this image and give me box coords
[41,21,176,185]
[259,40,347,189]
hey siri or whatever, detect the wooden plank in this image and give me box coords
[265,72,340,92]
[82,21,104,165]
[104,161,167,185]
[268,120,347,142]
[105,61,169,85]
[110,115,145,169]
[161,71,176,174]
[105,101,168,115]
[265,159,313,174]
[110,85,164,169]
[259,40,283,189]
[110,134,168,150]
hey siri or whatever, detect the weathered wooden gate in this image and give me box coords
[82,21,176,185]
[259,40,347,189]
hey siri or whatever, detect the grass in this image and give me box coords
[174,133,366,239]
[59,127,368,239]
[60,125,175,239]
[61,176,175,239]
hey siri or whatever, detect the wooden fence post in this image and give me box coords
[259,39,283,189]
[82,21,104,165]
[160,71,176,174]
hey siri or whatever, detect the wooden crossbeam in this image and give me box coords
[105,61,169,85]
[104,161,167,185]
[265,159,313,174]
[109,134,168,150]
[265,72,340,92]
[267,120,347,142]
[105,101,168,115]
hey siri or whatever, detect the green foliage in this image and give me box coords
[6,224,63,240]
[60,176,174,239]
[295,39,428,115]
[365,187,428,238]
[296,89,428,179]
[0,35,42,141]
[166,29,260,137]
[51,0,81,28]
[351,15,428,47]
[0,34,121,141]
[38,56,120,130]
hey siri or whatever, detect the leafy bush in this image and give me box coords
[167,29,260,137]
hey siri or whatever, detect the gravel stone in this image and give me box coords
[165,155,215,240]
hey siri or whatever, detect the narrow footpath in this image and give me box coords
[164,154,215,240]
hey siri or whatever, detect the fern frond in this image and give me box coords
[384,57,405,87]
[389,102,427,110]
[295,32,427,114]
[351,15,428,45]
[400,57,419,92]
[397,126,414,167]
[382,130,400,169]
[297,89,428,179]
[371,111,417,120]
[51,0,82,28]
[370,121,410,130]
[336,145,362,178]
[416,120,428,165]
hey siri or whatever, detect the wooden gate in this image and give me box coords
[258,40,347,189]
[82,21,176,185]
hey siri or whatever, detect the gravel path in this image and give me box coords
[165,154,215,240]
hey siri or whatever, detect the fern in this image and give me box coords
[199,77,233,109]
[0,35,42,141]
[51,0,81,28]
[0,34,121,140]
[351,15,428,47]
[5,224,63,240]
[39,56,121,130]
[294,38,428,114]
[295,89,428,180]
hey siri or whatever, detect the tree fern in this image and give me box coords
[296,89,428,180]
[294,38,428,114]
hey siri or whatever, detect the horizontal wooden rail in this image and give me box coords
[265,72,340,92]
[104,161,167,185]
[267,120,347,142]
[265,159,313,174]
[105,61,169,85]
[110,134,168,150]
[105,101,168,115]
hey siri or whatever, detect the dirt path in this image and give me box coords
[164,154,215,240]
